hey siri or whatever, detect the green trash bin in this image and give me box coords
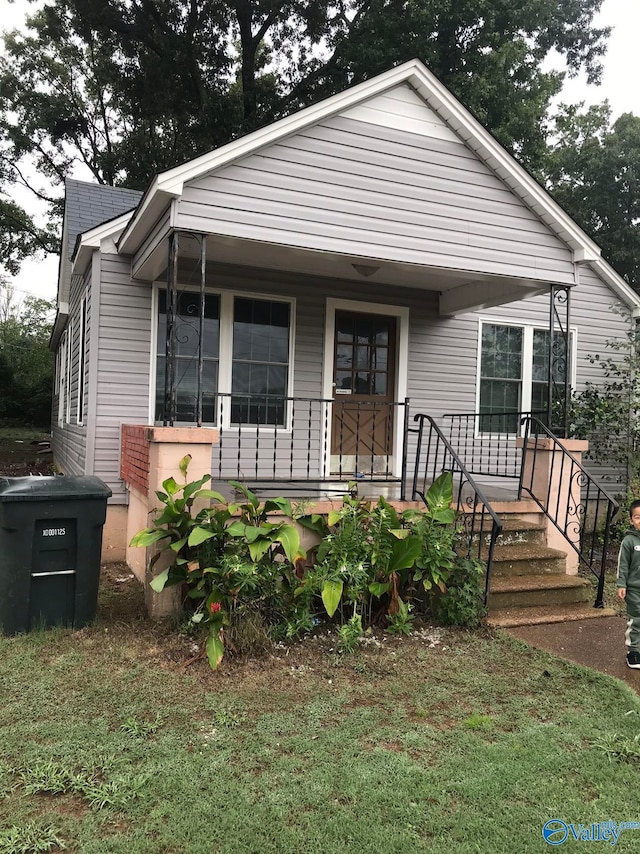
[0,475,112,635]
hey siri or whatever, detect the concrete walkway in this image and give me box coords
[507,614,640,694]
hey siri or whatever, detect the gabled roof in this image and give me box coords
[113,58,639,311]
[53,180,144,348]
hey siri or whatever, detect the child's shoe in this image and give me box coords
[626,650,640,669]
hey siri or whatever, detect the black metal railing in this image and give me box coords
[441,410,545,479]
[519,415,619,607]
[201,393,410,495]
[410,413,503,605]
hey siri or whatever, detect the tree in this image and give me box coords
[545,104,640,291]
[0,0,610,275]
[0,281,54,427]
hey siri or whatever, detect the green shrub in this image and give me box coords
[435,556,486,629]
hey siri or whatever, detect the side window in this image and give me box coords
[77,294,87,425]
[479,324,522,432]
[155,290,220,423]
[478,323,572,432]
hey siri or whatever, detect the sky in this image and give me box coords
[3,0,640,303]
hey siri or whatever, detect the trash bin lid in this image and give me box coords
[0,475,112,502]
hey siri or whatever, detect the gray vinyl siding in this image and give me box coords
[95,254,153,503]
[51,265,91,475]
[177,112,575,284]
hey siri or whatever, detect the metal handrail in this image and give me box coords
[410,413,503,605]
[519,415,619,607]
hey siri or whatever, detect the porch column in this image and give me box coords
[517,435,589,574]
[122,425,219,618]
[548,285,571,437]
[163,231,208,427]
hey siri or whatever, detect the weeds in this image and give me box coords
[0,822,65,854]
[593,732,640,764]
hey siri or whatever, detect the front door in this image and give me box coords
[331,310,397,476]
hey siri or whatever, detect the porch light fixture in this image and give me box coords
[352,263,380,278]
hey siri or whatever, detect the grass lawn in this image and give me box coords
[1,566,640,854]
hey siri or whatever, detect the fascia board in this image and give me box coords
[71,211,134,275]
[591,258,640,310]
[49,302,69,351]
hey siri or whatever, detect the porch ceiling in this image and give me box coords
[137,231,551,315]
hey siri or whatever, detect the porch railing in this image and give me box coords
[440,410,619,607]
[441,410,544,479]
[410,413,503,605]
[519,415,619,607]
[206,393,410,495]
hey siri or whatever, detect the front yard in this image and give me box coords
[1,566,640,853]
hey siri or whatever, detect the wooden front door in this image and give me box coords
[331,310,397,475]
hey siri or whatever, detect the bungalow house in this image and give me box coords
[50,59,640,619]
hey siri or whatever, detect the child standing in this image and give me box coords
[616,499,640,669]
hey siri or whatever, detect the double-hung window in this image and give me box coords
[155,290,220,423]
[155,290,292,427]
[478,321,573,432]
[231,297,290,426]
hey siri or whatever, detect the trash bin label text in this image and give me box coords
[42,527,66,537]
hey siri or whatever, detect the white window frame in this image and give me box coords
[58,330,67,427]
[322,297,410,479]
[150,284,296,431]
[76,290,87,426]
[475,317,577,434]
[65,320,73,424]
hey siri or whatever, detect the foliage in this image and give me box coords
[434,556,486,629]
[0,284,54,427]
[297,471,459,628]
[386,599,415,636]
[130,458,305,669]
[0,821,66,854]
[568,314,639,485]
[336,612,363,654]
[545,104,640,292]
[592,731,640,765]
[0,0,610,274]
[131,463,483,669]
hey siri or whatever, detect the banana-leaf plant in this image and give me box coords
[130,459,305,669]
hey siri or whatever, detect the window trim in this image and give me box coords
[475,317,577,434]
[76,290,88,426]
[57,329,66,427]
[150,284,296,431]
[65,320,73,425]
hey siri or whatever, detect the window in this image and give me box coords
[154,290,292,427]
[231,297,290,425]
[58,330,67,427]
[478,322,573,432]
[76,293,87,425]
[65,323,72,424]
[155,290,219,423]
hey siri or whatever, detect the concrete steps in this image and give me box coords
[489,603,616,628]
[465,501,612,628]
